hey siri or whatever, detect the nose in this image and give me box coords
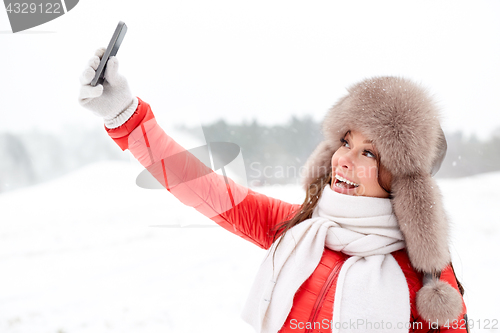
[338,152,354,170]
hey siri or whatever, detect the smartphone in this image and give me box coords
[90,21,128,87]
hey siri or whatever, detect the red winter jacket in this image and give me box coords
[106,98,468,333]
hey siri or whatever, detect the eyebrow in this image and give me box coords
[344,132,373,145]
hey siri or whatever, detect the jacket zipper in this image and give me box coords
[305,260,344,333]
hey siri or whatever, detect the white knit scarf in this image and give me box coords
[241,185,410,333]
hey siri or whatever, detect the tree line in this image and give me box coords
[179,118,500,185]
[1,117,499,193]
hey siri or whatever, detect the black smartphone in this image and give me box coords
[90,21,128,87]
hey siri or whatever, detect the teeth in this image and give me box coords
[335,174,359,187]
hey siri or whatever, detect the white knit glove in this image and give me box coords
[78,47,138,129]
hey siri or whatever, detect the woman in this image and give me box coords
[79,48,468,332]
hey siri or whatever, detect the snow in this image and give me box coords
[0,162,498,332]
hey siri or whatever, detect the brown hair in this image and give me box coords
[270,171,333,250]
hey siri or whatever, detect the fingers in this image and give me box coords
[95,47,106,59]
[78,48,106,105]
[80,67,96,85]
[104,56,119,85]
[80,51,103,85]
[88,55,100,70]
[78,84,103,104]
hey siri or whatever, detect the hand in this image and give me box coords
[78,47,137,128]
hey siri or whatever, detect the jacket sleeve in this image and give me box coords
[106,97,301,250]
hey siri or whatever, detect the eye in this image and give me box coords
[340,138,350,148]
[363,150,375,158]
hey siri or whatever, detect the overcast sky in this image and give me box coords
[1,0,499,140]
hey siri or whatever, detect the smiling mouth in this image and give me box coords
[334,174,360,189]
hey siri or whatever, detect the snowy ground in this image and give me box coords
[0,161,498,333]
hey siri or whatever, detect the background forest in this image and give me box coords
[2,116,500,193]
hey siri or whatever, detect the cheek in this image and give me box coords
[362,174,380,188]
[331,155,338,168]
[331,147,345,162]
[331,151,340,168]
[355,164,383,193]
[355,164,378,182]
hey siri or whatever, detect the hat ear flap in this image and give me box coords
[392,174,465,325]
[391,173,450,272]
[301,141,337,191]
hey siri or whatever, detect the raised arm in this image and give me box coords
[78,49,300,249]
[107,98,300,249]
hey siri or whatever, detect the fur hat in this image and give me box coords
[302,76,463,325]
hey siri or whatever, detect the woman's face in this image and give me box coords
[330,130,390,198]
